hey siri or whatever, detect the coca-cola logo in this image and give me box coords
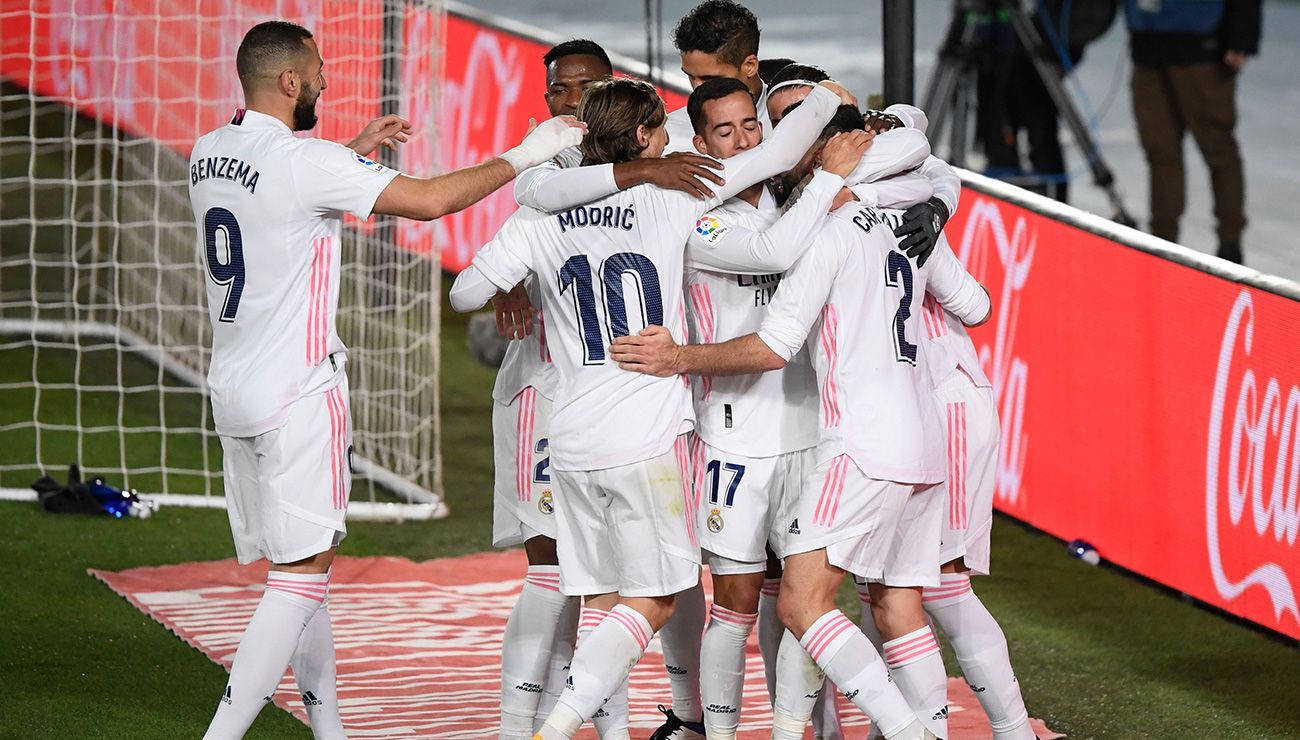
[954,198,1035,507]
[1205,290,1299,626]
[438,28,525,269]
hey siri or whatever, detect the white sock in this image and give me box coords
[500,566,571,739]
[883,626,948,738]
[540,606,649,739]
[204,571,328,740]
[811,680,844,740]
[771,629,823,740]
[581,608,630,740]
[757,578,783,702]
[659,581,705,723]
[853,584,887,740]
[290,587,346,740]
[924,574,1033,740]
[798,610,921,739]
[535,596,579,730]
[699,604,756,739]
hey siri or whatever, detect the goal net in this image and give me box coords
[0,1,447,517]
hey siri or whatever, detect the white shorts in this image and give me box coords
[220,378,351,565]
[780,454,914,582]
[691,437,812,572]
[935,374,998,575]
[866,483,943,588]
[491,388,557,548]
[553,435,701,598]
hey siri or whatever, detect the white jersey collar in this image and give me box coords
[229,108,292,135]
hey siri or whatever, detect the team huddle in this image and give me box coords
[190,3,1031,740]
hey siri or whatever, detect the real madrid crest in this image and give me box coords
[706,507,724,533]
[538,489,554,515]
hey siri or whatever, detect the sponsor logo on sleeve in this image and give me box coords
[694,215,730,246]
[353,152,388,173]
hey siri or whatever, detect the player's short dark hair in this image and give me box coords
[758,57,797,85]
[817,104,866,143]
[236,21,314,83]
[577,78,666,165]
[769,62,830,88]
[673,0,760,67]
[686,77,752,134]
[543,39,613,72]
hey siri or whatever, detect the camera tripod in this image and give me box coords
[922,0,1136,226]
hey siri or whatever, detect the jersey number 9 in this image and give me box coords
[204,207,244,322]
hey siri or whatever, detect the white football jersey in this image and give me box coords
[665,81,770,155]
[919,235,992,389]
[684,186,824,459]
[468,185,732,471]
[188,109,399,437]
[492,275,560,404]
[757,204,988,484]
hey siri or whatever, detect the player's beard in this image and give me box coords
[292,85,320,131]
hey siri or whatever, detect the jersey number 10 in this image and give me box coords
[558,252,663,365]
[203,207,244,322]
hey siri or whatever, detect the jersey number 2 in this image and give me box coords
[558,252,663,365]
[204,207,244,322]
[885,251,917,364]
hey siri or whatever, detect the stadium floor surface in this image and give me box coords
[93,550,1061,739]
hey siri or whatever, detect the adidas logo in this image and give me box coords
[221,686,233,705]
[788,518,801,535]
[515,681,544,694]
[302,691,323,707]
[933,706,949,721]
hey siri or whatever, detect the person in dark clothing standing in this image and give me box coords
[1126,0,1262,263]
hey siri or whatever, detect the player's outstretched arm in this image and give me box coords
[449,267,499,312]
[449,211,538,312]
[686,131,870,274]
[513,154,725,212]
[848,172,934,209]
[373,117,586,221]
[611,326,785,377]
[843,127,930,187]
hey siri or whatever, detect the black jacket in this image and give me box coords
[1129,0,1262,66]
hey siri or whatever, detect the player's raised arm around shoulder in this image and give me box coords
[610,326,785,377]
[449,210,538,313]
[705,83,843,205]
[922,234,990,326]
[685,131,868,274]
[916,155,961,218]
[373,116,586,221]
[849,172,934,209]
[513,154,726,213]
[843,127,931,187]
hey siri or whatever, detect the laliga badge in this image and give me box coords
[353,152,387,173]
[538,490,554,515]
[707,507,724,533]
[694,215,730,246]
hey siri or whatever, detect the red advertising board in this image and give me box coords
[948,185,1300,641]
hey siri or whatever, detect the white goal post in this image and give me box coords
[0,1,448,519]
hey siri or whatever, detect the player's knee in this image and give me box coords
[775,585,825,638]
[711,572,763,614]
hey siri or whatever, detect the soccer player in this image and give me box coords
[677,87,932,740]
[851,112,1036,740]
[190,21,584,739]
[610,115,990,740]
[449,78,852,740]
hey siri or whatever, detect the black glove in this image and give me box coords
[894,196,950,267]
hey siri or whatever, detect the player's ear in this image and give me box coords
[279,69,297,98]
[635,123,651,150]
[740,54,759,82]
[693,134,708,155]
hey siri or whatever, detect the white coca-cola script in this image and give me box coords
[1205,289,1299,625]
